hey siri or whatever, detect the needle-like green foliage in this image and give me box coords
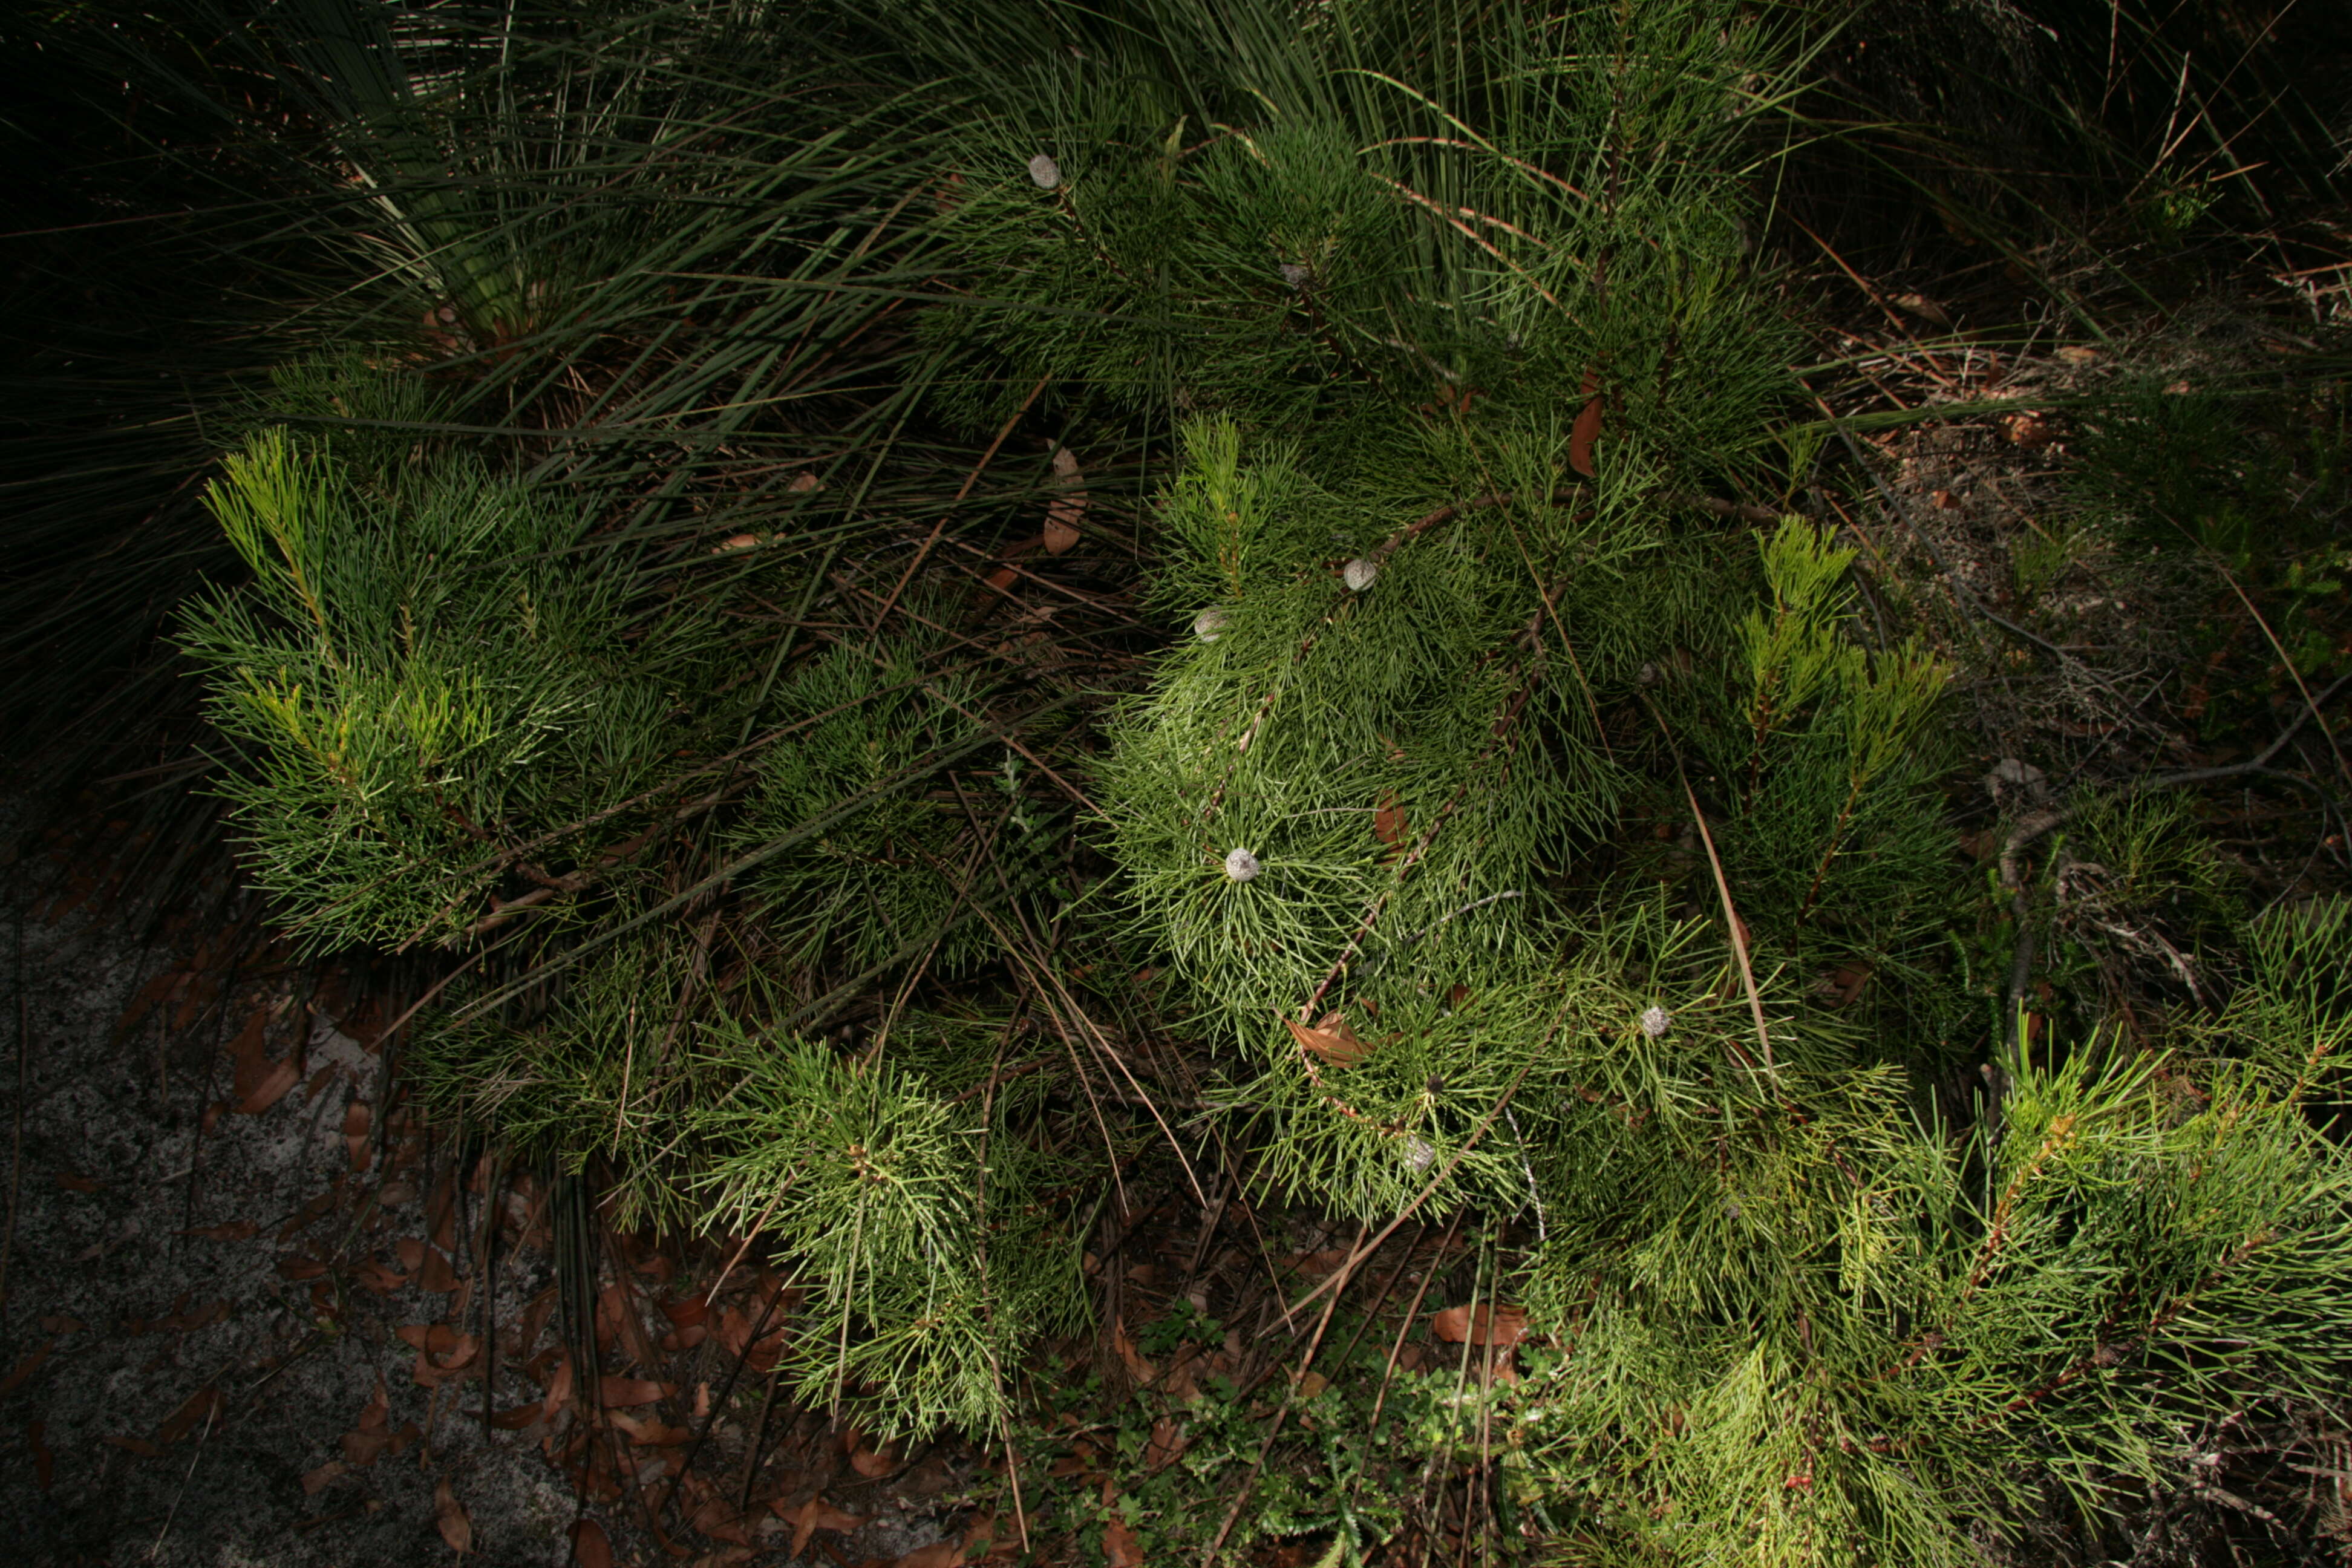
[117,0,2352,1546]
[180,403,733,952]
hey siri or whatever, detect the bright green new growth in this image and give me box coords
[182,421,720,951]
[1697,520,1959,1000]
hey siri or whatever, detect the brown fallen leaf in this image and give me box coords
[278,1188,342,1244]
[28,1419,53,1492]
[961,1513,1015,1563]
[53,1171,101,1193]
[180,1220,258,1243]
[608,1408,693,1446]
[1890,292,1950,327]
[342,1376,396,1467]
[2004,412,2056,448]
[1111,1317,1157,1387]
[713,1303,788,1372]
[1103,1517,1145,1568]
[344,1100,373,1172]
[302,1458,348,1495]
[897,1540,963,1568]
[1045,448,1086,554]
[396,1323,471,1356]
[38,1315,84,1334]
[597,1374,676,1408]
[435,1474,472,1553]
[540,1354,575,1425]
[569,1519,615,1568]
[395,1237,425,1272]
[1284,1010,1370,1068]
[277,1255,328,1281]
[598,1277,663,1370]
[1431,1304,1529,1347]
[353,1258,409,1295]
[1143,1416,1186,1472]
[155,1386,221,1445]
[104,1434,163,1457]
[233,1019,300,1114]
[406,1329,480,1390]
[1815,961,1873,1009]
[418,1245,460,1293]
[691,1494,761,1546]
[777,1495,867,1558]
[514,1282,559,1359]
[1373,792,1408,849]
[2,1339,54,1394]
[1569,367,1604,477]
[1160,1342,1212,1404]
[848,1431,901,1478]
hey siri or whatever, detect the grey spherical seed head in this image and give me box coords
[1280,262,1311,290]
[1223,847,1261,882]
[1640,1005,1673,1039]
[1194,606,1229,642]
[1027,153,1062,190]
[1341,557,1377,592]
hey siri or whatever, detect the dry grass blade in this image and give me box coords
[1679,770,1772,1075]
